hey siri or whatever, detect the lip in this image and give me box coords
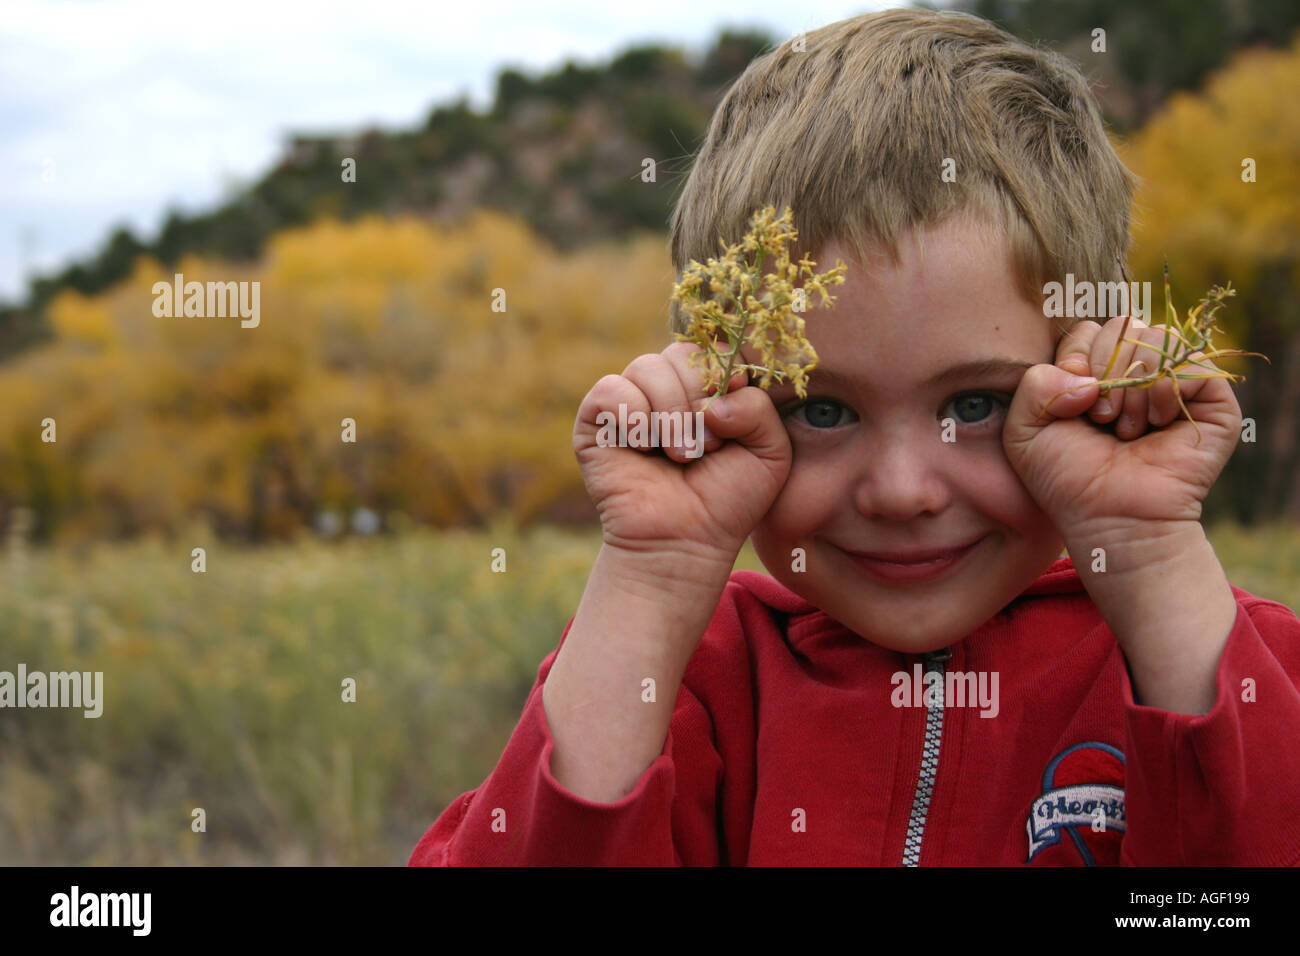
[843,535,987,583]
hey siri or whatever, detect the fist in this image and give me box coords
[572,341,793,565]
[1002,315,1242,539]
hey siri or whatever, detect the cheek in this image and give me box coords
[751,459,841,552]
[958,447,1050,533]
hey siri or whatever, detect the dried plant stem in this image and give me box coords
[1043,259,1269,444]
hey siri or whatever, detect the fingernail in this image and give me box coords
[711,396,731,420]
[1066,375,1098,394]
[682,422,713,458]
[1094,397,1112,415]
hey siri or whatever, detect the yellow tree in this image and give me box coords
[0,209,673,540]
[1118,34,1300,521]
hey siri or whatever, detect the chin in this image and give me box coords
[840,607,973,653]
[830,557,1017,645]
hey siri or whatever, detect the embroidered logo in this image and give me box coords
[1027,741,1126,864]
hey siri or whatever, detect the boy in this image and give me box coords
[410,8,1300,865]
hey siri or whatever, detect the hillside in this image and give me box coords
[0,30,774,359]
[4,0,1298,361]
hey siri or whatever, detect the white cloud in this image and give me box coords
[0,0,892,301]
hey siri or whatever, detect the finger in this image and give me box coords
[661,340,748,407]
[621,352,707,461]
[1054,320,1102,379]
[703,385,792,474]
[1161,348,1219,405]
[1114,324,1167,439]
[661,341,747,457]
[573,372,653,456]
[1172,356,1242,437]
[1142,348,1225,431]
[1114,384,1149,440]
[1144,328,1184,426]
[1002,364,1099,458]
[1056,319,1127,426]
[1090,316,1148,425]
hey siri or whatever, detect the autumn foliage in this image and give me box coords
[1120,34,1300,520]
[4,34,1300,540]
[0,212,671,541]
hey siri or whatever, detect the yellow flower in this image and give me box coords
[671,205,846,406]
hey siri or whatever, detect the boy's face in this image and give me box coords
[752,216,1065,653]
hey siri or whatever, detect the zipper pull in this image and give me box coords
[922,647,952,669]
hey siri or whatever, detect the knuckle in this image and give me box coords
[1060,320,1098,348]
[622,353,660,377]
[590,373,628,401]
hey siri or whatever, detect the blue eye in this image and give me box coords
[789,399,853,429]
[945,393,1006,424]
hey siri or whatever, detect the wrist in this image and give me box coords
[1065,520,1235,713]
[1064,519,1206,577]
[599,537,739,595]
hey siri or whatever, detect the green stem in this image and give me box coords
[703,325,745,410]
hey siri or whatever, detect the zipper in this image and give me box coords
[901,646,952,866]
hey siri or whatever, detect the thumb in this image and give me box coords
[1003,364,1099,454]
[703,385,791,478]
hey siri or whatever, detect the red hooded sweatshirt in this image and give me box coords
[409,557,1300,865]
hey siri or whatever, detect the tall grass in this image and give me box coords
[1203,520,1300,614]
[0,520,598,864]
[0,520,1293,863]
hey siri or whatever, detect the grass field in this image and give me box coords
[0,519,1295,864]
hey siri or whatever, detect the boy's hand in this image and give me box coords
[573,341,792,572]
[1001,316,1242,543]
[1002,315,1243,715]
[553,345,791,804]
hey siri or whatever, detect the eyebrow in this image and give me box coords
[924,358,1037,388]
[793,358,1036,392]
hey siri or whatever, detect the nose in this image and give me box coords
[851,430,952,521]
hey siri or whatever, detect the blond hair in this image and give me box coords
[667,8,1139,333]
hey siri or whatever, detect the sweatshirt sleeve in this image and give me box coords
[407,615,724,866]
[1118,595,1300,866]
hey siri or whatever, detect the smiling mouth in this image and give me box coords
[846,537,986,564]
[841,536,987,583]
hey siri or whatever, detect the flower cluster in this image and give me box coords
[671,205,847,409]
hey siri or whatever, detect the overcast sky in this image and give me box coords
[1,0,901,305]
